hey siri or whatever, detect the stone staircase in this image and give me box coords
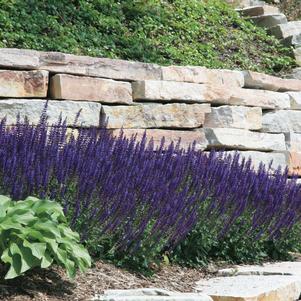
[227,0,301,68]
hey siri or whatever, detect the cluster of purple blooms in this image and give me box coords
[0,111,300,252]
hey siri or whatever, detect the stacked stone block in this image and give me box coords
[1,48,301,175]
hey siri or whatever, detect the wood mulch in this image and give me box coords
[0,261,216,301]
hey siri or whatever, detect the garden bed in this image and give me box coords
[0,261,210,301]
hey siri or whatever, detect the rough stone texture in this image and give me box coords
[225,151,287,171]
[93,288,213,301]
[132,81,210,103]
[161,67,244,87]
[132,81,290,109]
[238,5,280,17]
[101,104,210,129]
[243,70,301,92]
[269,21,301,39]
[287,67,301,80]
[110,129,208,150]
[282,33,301,47]
[205,128,286,151]
[0,99,101,127]
[196,275,301,301]
[294,47,301,66]
[218,262,301,277]
[0,48,162,81]
[262,110,301,133]
[50,74,132,104]
[249,14,287,29]
[0,70,48,98]
[286,91,301,109]
[285,131,301,151]
[204,106,262,130]
[288,151,301,175]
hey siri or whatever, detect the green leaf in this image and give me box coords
[23,240,46,259]
[5,254,21,279]
[0,196,11,218]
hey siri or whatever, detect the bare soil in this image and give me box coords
[0,261,212,301]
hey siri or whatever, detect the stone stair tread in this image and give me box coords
[195,275,301,301]
[269,21,301,39]
[248,14,287,29]
[238,5,280,17]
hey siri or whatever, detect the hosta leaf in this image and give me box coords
[41,251,53,268]
[1,248,12,264]
[0,196,11,218]
[32,200,64,219]
[5,254,21,279]
[57,224,80,241]
[33,221,61,238]
[23,240,46,259]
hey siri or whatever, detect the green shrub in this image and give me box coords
[0,0,294,74]
[0,196,91,279]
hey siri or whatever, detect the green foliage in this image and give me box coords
[171,218,301,268]
[0,0,294,74]
[0,196,91,279]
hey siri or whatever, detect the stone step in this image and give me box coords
[204,128,286,151]
[196,275,301,301]
[238,5,280,17]
[269,21,301,39]
[228,0,266,8]
[282,33,301,47]
[248,14,287,29]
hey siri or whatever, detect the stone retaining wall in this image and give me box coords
[1,48,301,175]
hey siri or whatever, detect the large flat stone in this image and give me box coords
[49,74,132,104]
[225,151,287,171]
[110,129,208,150]
[101,103,210,129]
[196,275,301,301]
[161,67,244,87]
[262,110,301,133]
[238,5,280,17]
[243,70,301,92]
[249,14,287,29]
[218,262,301,277]
[0,70,48,98]
[95,288,213,301]
[204,106,262,130]
[269,21,301,39]
[0,48,162,81]
[0,99,101,127]
[132,81,210,103]
[205,128,286,151]
[282,33,301,47]
[132,81,289,109]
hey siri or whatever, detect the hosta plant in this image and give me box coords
[0,195,91,279]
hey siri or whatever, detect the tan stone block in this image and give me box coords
[132,81,289,109]
[204,106,262,130]
[162,66,244,87]
[101,103,210,129]
[244,70,301,92]
[110,129,208,150]
[0,48,162,81]
[0,70,48,98]
[50,74,132,104]
[205,128,286,151]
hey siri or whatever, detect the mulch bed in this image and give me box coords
[0,261,216,301]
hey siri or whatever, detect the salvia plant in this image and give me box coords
[0,108,300,266]
[0,195,91,279]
